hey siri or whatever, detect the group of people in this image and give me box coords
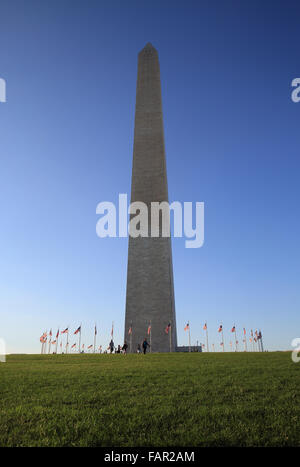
[107,338,150,355]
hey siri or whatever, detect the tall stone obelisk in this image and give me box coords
[124,43,177,353]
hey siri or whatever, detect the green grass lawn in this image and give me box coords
[0,352,299,447]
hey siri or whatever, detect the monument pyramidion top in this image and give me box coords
[139,42,158,56]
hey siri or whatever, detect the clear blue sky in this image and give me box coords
[1,0,299,353]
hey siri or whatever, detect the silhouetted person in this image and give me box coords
[122,342,128,354]
[142,338,150,354]
[109,339,114,354]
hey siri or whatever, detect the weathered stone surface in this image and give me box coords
[124,43,177,352]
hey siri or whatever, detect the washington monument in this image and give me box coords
[124,43,177,352]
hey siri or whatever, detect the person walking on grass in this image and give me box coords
[109,339,114,354]
[122,342,128,354]
[142,338,150,355]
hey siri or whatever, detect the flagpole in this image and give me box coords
[260,331,264,352]
[222,328,224,352]
[234,327,237,352]
[188,323,191,353]
[170,322,172,353]
[43,330,47,354]
[130,322,132,353]
[78,323,82,353]
[66,330,68,354]
[258,334,261,352]
[206,326,209,352]
[149,320,152,353]
[212,343,215,352]
[48,331,51,354]
[94,323,96,353]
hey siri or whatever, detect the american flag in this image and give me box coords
[61,328,68,334]
[74,326,81,335]
[128,326,132,335]
[231,326,235,332]
[184,323,189,331]
[88,345,93,349]
[203,323,207,331]
[147,325,151,335]
[218,325,222,332]
[165,323,171,334]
